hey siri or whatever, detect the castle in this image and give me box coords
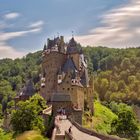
[40,36,94,124]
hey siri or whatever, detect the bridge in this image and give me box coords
[43,107,122,140]
[51,115,101,140]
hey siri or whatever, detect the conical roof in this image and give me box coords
[67,37,80,54]
[62,57,77,73]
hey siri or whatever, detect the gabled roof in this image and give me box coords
[19,80,35,96]
[51,93,71,102]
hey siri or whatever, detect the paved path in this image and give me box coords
[60,119,101,140]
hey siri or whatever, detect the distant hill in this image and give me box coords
[83,47,140,105]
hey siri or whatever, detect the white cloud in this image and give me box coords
[0,28,42,42]
[4,12,20,20]
[0,43,26,59]
[29,20,44,28]
[76,0,140,48]
[0,28,42,59]
[0,12,44,59]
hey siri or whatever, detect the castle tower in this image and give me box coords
[40,36,94,124]
[41,37,67,101]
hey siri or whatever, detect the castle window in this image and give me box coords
[63,88,65,90]
[72,80,74,83]
[67,88,70,91]
[58,76,61,79]
[71,88,73,90]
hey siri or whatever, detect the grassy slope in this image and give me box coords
[0,128,12,140]
[16,130,49,140]
[83,100,117,135]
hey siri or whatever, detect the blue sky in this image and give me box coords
[0,0,139,59]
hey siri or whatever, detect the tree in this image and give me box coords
[128,75,136,84]
[96,78,109,100]
[11,94,46,133]
[121,58,131,70]
[111,109,139,139]
[109,81,118,92]
[118,80,126,91]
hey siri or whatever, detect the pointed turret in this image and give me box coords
[67,37,80,54]
[43,44,47,51]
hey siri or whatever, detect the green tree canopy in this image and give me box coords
[111,108,139,139]
[11,94,46,134]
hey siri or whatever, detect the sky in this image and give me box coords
[0,0,140,59]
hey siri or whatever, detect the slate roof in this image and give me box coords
[62,57,77,73]
[69,37,77,47]
[51,93,71,102]
[67,37,80,54]
[47,37,60,49]
[19,80,35,96]
[43,44,47,51]
[47,39,54,49]
[80,69,89,86]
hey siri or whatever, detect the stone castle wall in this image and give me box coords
[41,37,94,125]
[41,52,66,100]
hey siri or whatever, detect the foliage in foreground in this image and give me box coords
[0,128,12,140]
[16,130,49,140]
[83,100,117,134]
[11,94,46,134]
[0,51,42,116]
[93,100,118,134]
[83,100,140,140]
[111,109,139,140]
[109,102,140,140]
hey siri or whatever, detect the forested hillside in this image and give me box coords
[1,47,140,115]
[0,51,42,114]
[0,47,140,139]
[84,47,140,105]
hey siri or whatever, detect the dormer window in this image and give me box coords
[58,76,62,80]
[58,75,62,83]
[71,79,75,84]
[45,49,50,54]
[41,83,45,88]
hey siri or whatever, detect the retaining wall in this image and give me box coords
[69,119,123,140]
